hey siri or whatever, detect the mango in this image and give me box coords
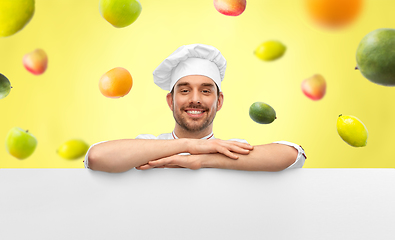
[213,0,246,16]
[356,28,395,86]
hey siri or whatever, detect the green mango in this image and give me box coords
[356,28,395,86]
[0,73,11,99]
[249,102,276,124]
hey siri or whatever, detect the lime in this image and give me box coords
[0,73,11,99]
[254,40,286,61]
[57,139,90,160]
[249,102,276,124]
[337,114,368,147]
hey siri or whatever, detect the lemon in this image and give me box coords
[249,102,276,124]
[336,114,368,147]
[254,40,286,61]
[57,139,90,160]
[0,0,35,37]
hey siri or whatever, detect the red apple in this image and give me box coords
[23,48,48,75]
[213,0,246,16]
[301,74,326,100]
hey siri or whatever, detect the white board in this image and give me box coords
[1,168,394,239]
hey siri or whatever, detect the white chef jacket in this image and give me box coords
[84,131,306,170]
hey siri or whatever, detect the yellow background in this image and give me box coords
[1,0,394,169]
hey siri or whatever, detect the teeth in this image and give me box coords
[187,111,203,114]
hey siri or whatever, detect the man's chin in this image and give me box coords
[182,123,205,132]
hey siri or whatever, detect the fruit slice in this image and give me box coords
[249,102,276,124]
[213,0,246,16]
[301,74,326,100]
[99,67,133,98]
[0,0,35,37]
[5,127,38,159]
[23,49,48,75]
[254,40,286,61]
[57,139,90,160]
[99,0,142,28]
[337,114,368,147]
[356,28,395,86]
[0,73,12,99]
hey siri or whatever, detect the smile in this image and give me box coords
[185,109,206,117]
[187,110,204,114]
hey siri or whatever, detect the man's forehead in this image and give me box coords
[175,77,217,88]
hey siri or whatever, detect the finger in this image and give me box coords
[226,145,251,155]
[226,141,254,150]
[148,156,173,167]
[217,146,239,159]
[164,164,185,168]
[136,164,154,170]
[137,163,148,168]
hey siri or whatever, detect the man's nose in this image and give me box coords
[189,90,201,104]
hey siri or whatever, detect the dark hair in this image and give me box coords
[170,84,220,99]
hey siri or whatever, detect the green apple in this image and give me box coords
[0,0,35,37]
[99,0,142,28]
[57,139,89,160]
[5,127,37,160]
[0,73,12,99]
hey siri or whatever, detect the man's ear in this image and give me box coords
[166,93,173,111]
[216,92,224,111]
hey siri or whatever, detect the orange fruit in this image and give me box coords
[305,0,363,29]
[99,67,133,98]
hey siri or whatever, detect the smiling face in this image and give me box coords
[166,75,224,137]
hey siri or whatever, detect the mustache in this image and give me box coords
[181,105,208,111]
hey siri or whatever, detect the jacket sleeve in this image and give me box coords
[84,141,108,169]
[273,141,307,169]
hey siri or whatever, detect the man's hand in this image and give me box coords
[136,154,202,170]
[135,139,253,170]
[187,139,253,159]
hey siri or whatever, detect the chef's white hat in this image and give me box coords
[153,44,227,92]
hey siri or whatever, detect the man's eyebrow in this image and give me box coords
[175,82,215,88]
[201,83,215,88]
[175,82,190,87]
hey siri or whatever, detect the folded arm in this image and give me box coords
[202,143,299,171]
[86,139,253,173]
[141,143,303,172]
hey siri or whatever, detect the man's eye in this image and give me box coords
[202,90,210,93]
[181,90,189,93]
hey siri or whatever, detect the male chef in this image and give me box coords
[84,44,306,173]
